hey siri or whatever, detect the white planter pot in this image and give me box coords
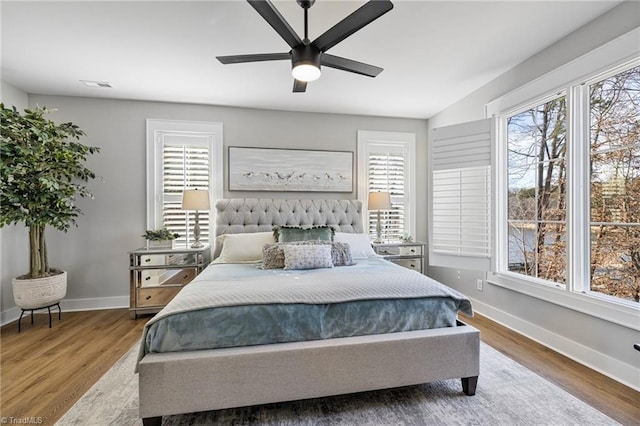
[146,240,176,249]
[12,271,67,310]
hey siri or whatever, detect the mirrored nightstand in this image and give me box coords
[372,241,425,273]
[129,245,210,319]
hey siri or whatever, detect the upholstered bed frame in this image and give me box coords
[138,199,480,425]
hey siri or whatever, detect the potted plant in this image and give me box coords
[0,104,99,311]
[143,228,180,249]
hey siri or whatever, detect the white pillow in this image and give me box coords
[283,244,334,270]
[213,232,276,263]
[333,232,377,258]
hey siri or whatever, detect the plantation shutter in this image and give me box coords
[358,130,416,242]
[429,118,494,271]
[367,149,406,240]
[161,140,211,245]
[146,120,223,248]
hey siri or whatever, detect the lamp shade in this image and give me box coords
[181,189,210,210]
[368,191,391,210]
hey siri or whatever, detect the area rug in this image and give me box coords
[56,342,618,426]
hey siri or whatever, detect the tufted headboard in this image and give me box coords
[215,199,363,237]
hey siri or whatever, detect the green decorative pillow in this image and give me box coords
[273,225,335,243]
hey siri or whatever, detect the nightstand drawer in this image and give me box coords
[140,254,165,266]
[137,286,182,307]
[375,245,422,256]
[163,268,196,285]
[140,269,167,286]
[390,258,423,272]
[139,268,196,287]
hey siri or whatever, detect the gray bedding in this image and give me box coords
[140,257,473,359]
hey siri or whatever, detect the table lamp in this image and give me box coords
[368,191,391,243]
[181,189,210,248]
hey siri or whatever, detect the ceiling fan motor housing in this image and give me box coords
[292,44,321,71]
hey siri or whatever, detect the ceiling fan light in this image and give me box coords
[292,64,321,82]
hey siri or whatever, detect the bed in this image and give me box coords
[137,199,480,425]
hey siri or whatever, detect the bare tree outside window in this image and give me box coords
[507,96,567,285]
[589,65,640,302]
[505,64,639,303]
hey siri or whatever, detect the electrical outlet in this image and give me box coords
[476,279,483,291]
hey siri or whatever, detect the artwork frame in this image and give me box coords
[228,147,354,192]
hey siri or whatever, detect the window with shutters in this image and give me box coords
[429,119,493,271]
[357,131,416,241]
[146,120,223,247]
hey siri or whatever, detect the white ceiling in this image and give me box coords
[1,1,620,119]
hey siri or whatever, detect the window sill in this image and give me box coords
[487,272,639,331]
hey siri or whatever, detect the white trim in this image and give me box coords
[488,272,639,331]
[470,297,640,392]
[0,296,129,326]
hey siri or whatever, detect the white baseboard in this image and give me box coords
[0,296,129,327]
[470,297,640,392]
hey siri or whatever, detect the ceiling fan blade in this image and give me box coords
[293,79,307,93]
[217,53,290,64]
[321,54,383,77]
[312,0,393,52]
[248,0,302,49]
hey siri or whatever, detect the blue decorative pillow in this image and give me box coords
[283,244,334,270]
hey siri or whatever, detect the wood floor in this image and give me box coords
[1,309,638,426]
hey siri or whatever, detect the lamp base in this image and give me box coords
[190,241,204,249]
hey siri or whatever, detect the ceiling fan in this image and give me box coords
[216,0,394,93]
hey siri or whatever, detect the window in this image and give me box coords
[588,65,640,303]
[430,119,493,271]
[146,120,223,247]
[492,61,640,308]
[506,95,567,286]
[357,131,416,241]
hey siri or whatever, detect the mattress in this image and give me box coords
[141,257,473,356]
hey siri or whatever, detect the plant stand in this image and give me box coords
[17,302,62,333]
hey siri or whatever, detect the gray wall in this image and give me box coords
[427,2,640,390]
[0,95,427,318]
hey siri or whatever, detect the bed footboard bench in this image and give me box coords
[139,322,479,424]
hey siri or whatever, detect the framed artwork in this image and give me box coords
[229,147,354,192]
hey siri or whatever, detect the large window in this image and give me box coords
[146,120,223,247]
[357,131,416,241]
[498,62,639,305]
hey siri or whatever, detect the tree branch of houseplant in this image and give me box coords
[0,104,100,279]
